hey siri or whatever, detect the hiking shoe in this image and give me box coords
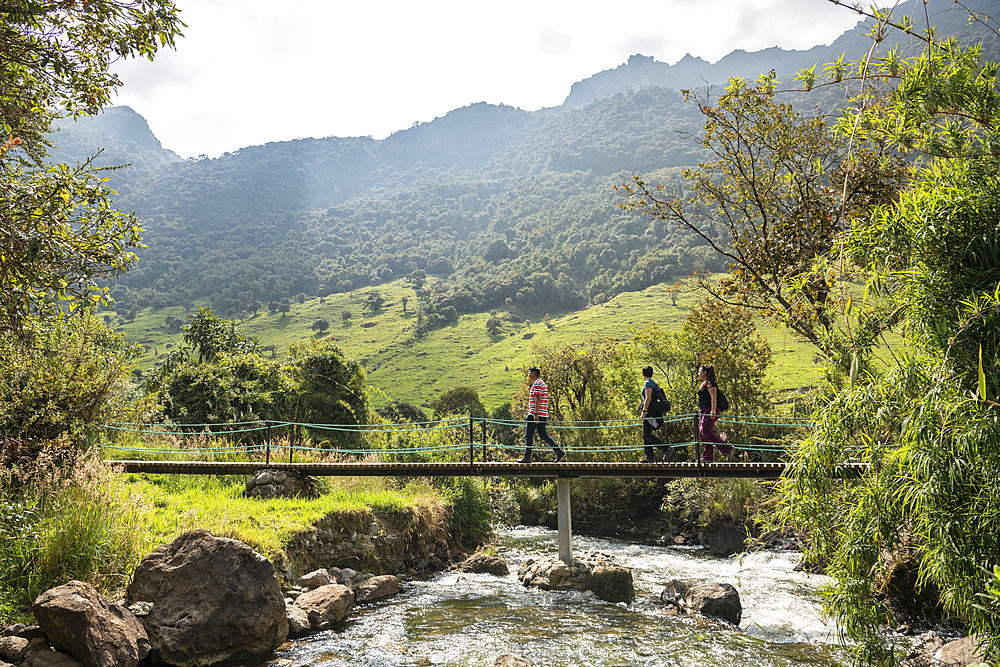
[553,450,566,463]
[516,456,532,464]
[638,456,654,464]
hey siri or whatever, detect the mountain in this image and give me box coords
[48,0,1000,325]
[562,0,1000,108]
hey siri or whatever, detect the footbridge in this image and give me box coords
[102,414,864,563]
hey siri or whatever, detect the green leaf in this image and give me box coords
[979,344,987,401]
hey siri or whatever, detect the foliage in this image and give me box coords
[377,400,428,424]
[617,78,907,368]
[0,313,143,446]
[285,338,368,445]
[0,0,183,338]
[432,386,487,419]
[156,351,288,426]
[680,297,773,415]
[514,336,634,461]
[437,477,494,547]
[0,444,148,624]
[775,29,1000,667]
[661,478,768,528]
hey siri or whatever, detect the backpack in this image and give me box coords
[647,385,671,417]
[716,388,729,413]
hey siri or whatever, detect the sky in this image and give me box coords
[110,0,867,159]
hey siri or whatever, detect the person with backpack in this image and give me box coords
[697,364,734,462]
[639,366,671,463]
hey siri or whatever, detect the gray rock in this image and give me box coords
[453,552,509,576]
[699,522,749,557]
[126,530,288,667]
[285,605,311,637]
[328,567,344,584]
[22,650,83,667]
[669,581,742,625]
[493,654,533,667]
[295,568,332,590]
[934,635,986,666]
[293,584,354,629]
[590,565,634,604]
[2,624,25,637]
[0,636,28,663]
[31,580,149,667]
[517,553,634,604]
[354,575,400,603]
[341,568,357,580]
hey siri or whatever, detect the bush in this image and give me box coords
[438,477,493,547]
[0,444,147,625]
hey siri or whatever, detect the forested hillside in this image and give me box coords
[46,0,999,328]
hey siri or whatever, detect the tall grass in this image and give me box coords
[0,441,147,624]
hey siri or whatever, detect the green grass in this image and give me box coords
[129,473,442,562]
[112,278,833,411]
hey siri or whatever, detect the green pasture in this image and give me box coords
[113,278,829,412]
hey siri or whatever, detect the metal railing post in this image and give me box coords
[482,418,488,462]
[289,424,294,464]
[469,416,475,471]
[266,422,271,465]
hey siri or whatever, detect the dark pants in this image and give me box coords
[700,412,733,461]
[643,416,668,459]
[523,416,560,456]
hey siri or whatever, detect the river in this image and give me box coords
[277,526,848,666]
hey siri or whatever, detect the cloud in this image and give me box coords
[538,27,573,57]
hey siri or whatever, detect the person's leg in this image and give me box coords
[642,418,660,462]
[518,418,535,463]
[536,419,565,461]
[700,413,724,460]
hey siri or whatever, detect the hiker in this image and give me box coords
[639,365,670,463]
[517,366,566,463]
[697,364,734,462]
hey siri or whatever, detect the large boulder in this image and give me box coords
[452,552,509,576]
[698,522,749,557]
[31,580,149,667]
[293,584,354,631]
[125,530,288,667]
[661,579,742,625]
[518,553,633,603]
[354,575,400,603]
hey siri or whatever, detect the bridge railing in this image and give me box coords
[100,413,815,466]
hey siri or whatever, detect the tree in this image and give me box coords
[680,298,772,416]
[486,316,502,335]
[617,78,906,368]
[285,339,368,445]
[401,295,409,313]
[341,309,353,324]
[432,386,487,420]
[0,314,143,445]
[0,0,183,339]
[377,400,427,424]
[364,292,384,313]
[775,25,1000,667]
[311,318,329,333]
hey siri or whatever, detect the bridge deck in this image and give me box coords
[109,460,866,479]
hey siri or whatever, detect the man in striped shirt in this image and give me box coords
[517,367,566,463]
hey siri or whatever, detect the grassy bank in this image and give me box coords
[0,445,457,626]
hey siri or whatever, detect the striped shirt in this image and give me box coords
[527,378,549,418]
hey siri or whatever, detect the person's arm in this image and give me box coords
[642,386,653,414]
[709,384,718,415]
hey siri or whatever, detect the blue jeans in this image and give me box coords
[524,416,560,454]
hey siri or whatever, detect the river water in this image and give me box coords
[278,527,848,667]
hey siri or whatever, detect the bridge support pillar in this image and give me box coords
[557,477,572,563]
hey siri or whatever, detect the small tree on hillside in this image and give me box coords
[432,386,487,420]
